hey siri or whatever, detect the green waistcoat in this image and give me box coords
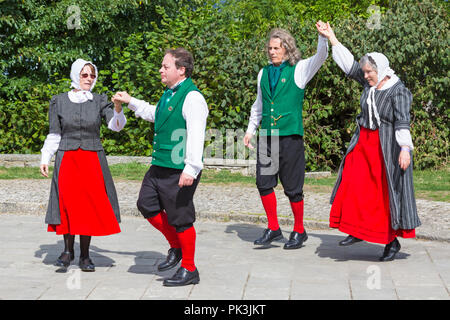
[260,63,305,136]
[151,78,200,169]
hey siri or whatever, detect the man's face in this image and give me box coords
[159,54,185,88]
[268,38,286,66]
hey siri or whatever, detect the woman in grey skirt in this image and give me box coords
[319,23,420,261]
[40,58,126,271]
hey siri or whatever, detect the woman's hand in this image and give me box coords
[319,22,340,46]
[243,132,254,149]
[40,164,49,177]
[113,99,123,113]
[398,147,411,170]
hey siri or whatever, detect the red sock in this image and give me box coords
[147,211,180,248]
[290,200,304,233]
[177,226,196,272]
[260,192,279,231]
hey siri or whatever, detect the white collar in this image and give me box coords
[68,90,93,103]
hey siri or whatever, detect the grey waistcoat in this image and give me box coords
[45,92,120,225]
[49,92,115,150]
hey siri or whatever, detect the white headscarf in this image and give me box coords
[69,58,98,102]
[365,52,396,128]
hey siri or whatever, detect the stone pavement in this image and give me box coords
[1,179,449,241]
[0,178,449,301]
[0,214,449,301]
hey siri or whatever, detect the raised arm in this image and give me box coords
[294,21,329,89]
[113,91,157,122]
[319,22,367,86]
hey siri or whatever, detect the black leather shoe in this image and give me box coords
[158,248,182,272]
[283,231,308,249]
[79,257,95,272]
[254,228,283,246]
[339,235,363,246]
[163,267,200,287]
[379,238,401,262]
[55,251,74,268]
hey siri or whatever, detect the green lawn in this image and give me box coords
[0,163,448,202]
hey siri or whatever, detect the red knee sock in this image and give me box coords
[290,200,304,233]
[177,226,196,272]
[260,192,279,231]
[147,211,181,249]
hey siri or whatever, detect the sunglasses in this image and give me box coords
[80,73,96,79]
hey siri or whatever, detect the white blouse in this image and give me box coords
[332,43,414,150]
[40,90,127,165]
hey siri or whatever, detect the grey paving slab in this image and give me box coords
[0,213,448,300]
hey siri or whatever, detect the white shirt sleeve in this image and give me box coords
[107,109,127,132]
[294,35,329,89]
[331,42,355,74]
[182,91,209,179]
[40,133,61,165]
[396,129,414,150]
[128,97,157,122]
[246,69,264,135]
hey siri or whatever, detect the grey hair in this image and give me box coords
[359,54,378,72]
[266,28,301,66]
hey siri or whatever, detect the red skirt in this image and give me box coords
[47,149,121,236]
[329,127,415,244]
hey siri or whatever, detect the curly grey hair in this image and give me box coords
[266,28,301,66]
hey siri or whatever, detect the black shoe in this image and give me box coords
[79,257,95,272]
[379,238,401,262]
[158,248,182,272]
[254,228,283,246]
[163,267,200,287]
[283,231,308,249]
[339,235,363,246]
[55,251,74,268]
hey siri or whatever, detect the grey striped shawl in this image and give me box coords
[330,61,421,231]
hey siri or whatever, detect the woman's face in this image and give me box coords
[362,63,378,87]
[79,65,96,91]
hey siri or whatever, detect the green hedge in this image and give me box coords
[0,0,448,170]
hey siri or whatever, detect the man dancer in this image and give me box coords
[113,48,208,286]
[243,22,328,249]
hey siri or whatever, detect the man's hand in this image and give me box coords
[112,91,132,105]
[178,172,194,188]
[318,22,339,46]
[243,132,254,149]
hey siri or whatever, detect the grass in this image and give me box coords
[0,163,448,202]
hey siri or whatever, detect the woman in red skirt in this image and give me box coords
[319,24,420,261]
[40,59,126,271]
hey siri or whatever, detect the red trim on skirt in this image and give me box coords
[329,127,415,244]
[47,149,121,236]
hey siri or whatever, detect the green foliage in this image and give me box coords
[1,0,448,171]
